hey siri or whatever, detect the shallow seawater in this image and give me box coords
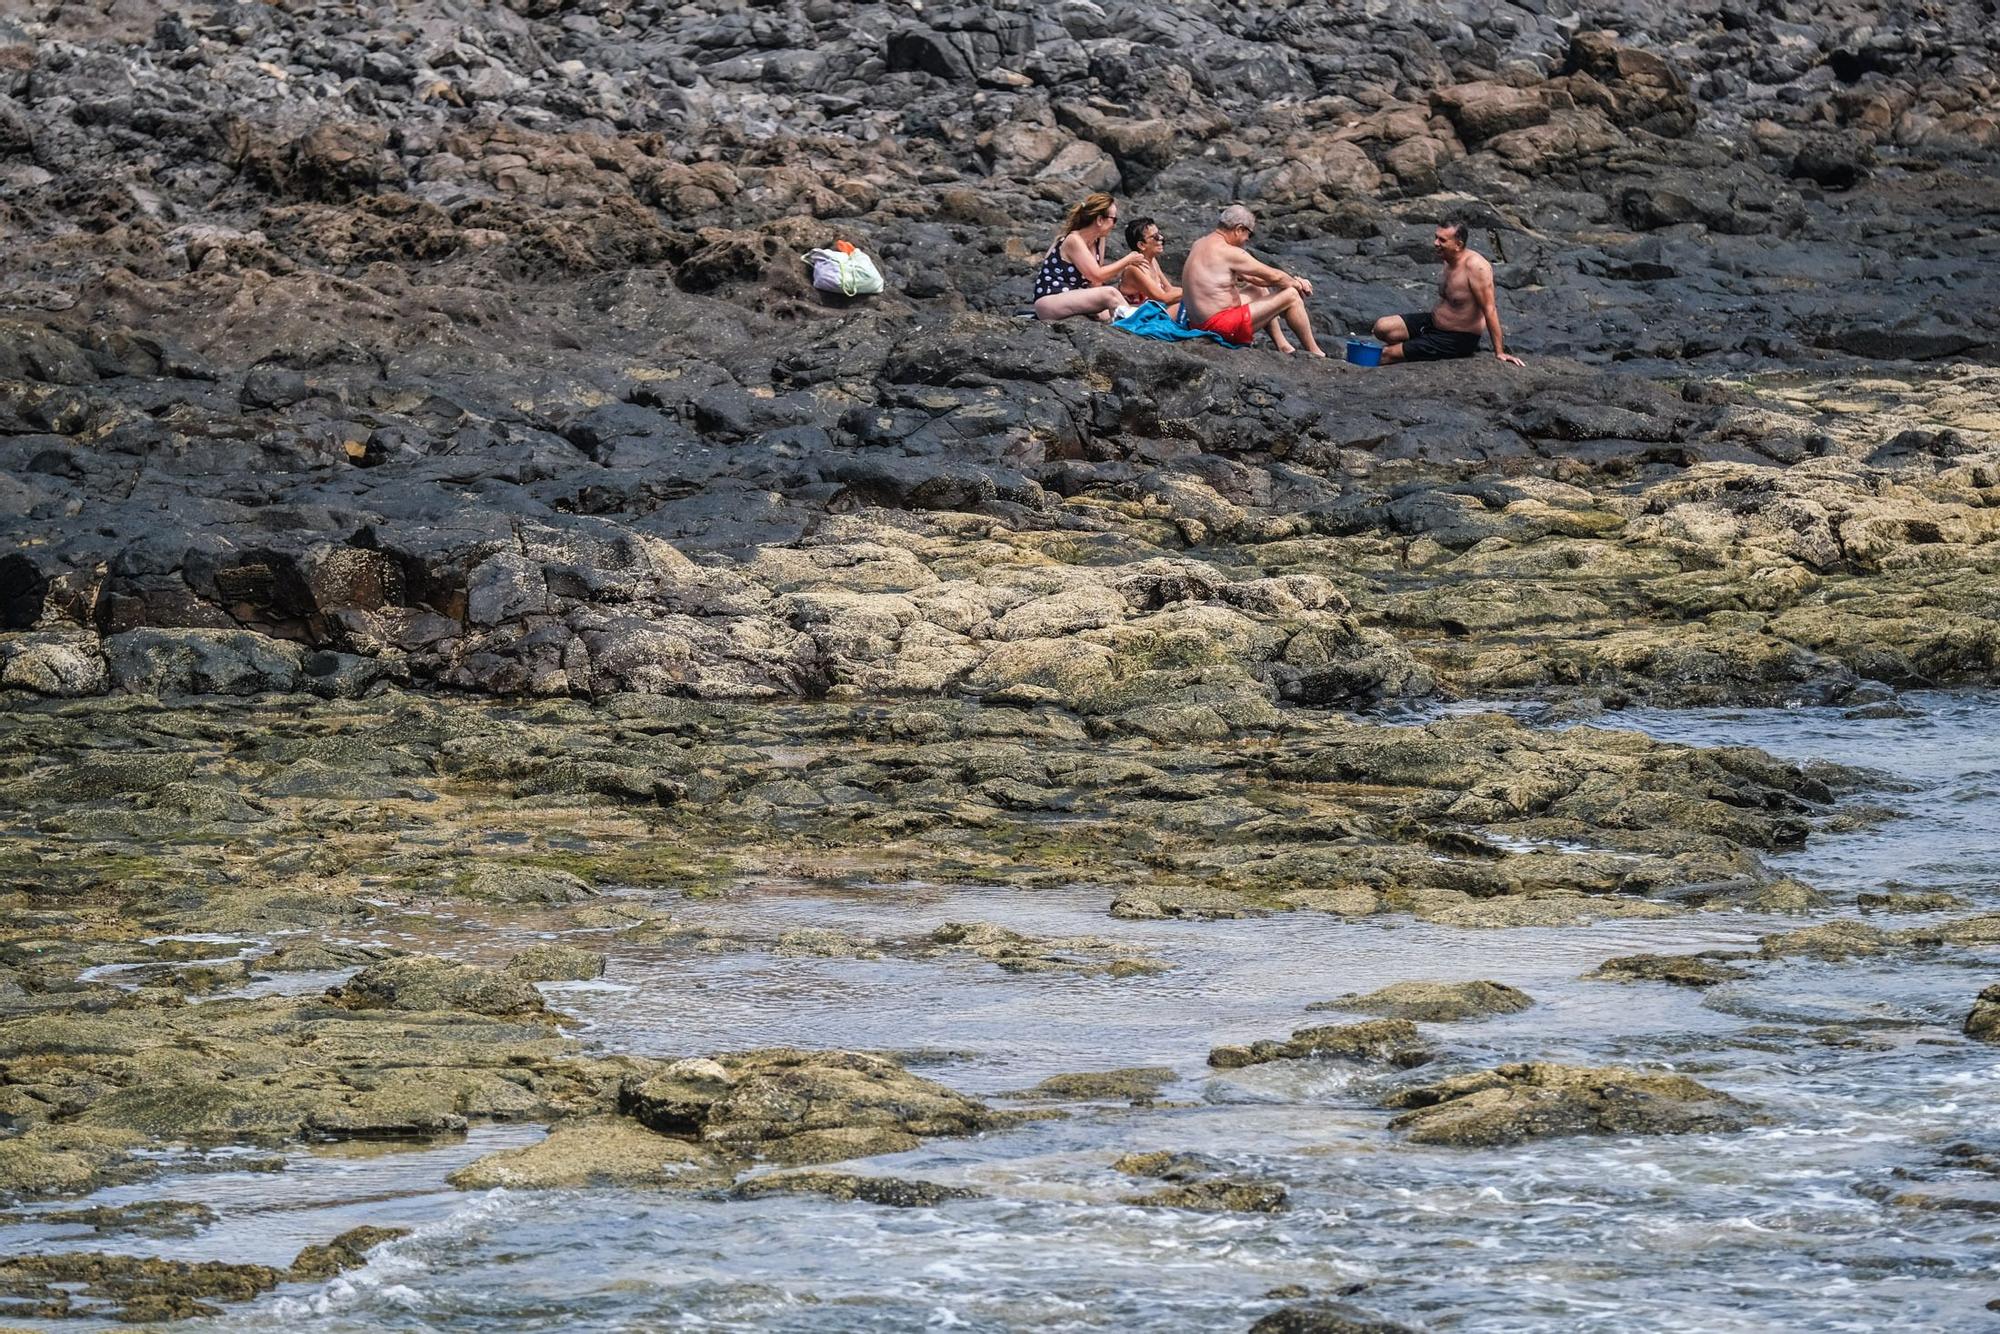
[12,694,2000,1331]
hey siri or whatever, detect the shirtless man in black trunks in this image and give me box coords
[1371,222,1524,366]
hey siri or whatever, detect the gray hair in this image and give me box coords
[1219,204,1256,231]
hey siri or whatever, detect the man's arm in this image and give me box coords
[1233,250,1312,296]
[1472,259,1522,365]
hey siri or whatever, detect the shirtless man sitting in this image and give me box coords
[1178,204,1326,357]
[1372,222,1525,366]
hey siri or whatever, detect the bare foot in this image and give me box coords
[1274,339,1297,355]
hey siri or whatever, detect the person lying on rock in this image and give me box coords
[1033,193,1155,322]
[1178,204,1326,356]
[1372,222,1525,366]
[1116,216,1182,318]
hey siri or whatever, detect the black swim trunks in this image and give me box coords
[1398,311,1481,362]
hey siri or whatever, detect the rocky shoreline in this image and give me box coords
[4,0,2000,1326]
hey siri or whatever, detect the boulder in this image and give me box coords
[329,955,548,1018]
[1112,1150,1288,1213]
[1209,1018,1429,1070]
[1385,1062,1754,1146]
[1309,980,1533,1022]
[1250,1305,1420,1334]
[1586,954,1748,987]
[506,943,606,982]
[288,1226,411,1281]
[728,1171,980,1208]
[102,629,305,697]
[1965,984,2000,1043]
[620,1049,1005,1164]
[449,1118,727,1189]
[1563,31,1695,138]
[0,633,108,696]
[455,864,597,905]
[1433,81,1548,145]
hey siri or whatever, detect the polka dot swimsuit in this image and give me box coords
[1034,238,1091,298]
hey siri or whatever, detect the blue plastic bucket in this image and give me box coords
[1344,338,1384,367]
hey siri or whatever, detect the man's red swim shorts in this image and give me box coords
[1195,304,1255,346]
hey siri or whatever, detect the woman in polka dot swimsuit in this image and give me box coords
[1032,193,1151,323]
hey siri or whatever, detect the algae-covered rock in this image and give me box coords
[329,954,548,1017]
[258,940,393,972]
[4,1199,216,1238]
[728,1171,981,1208]
[1250,1303,1420,1333]
[1005,1067,1178,1103]
[455,864,598,905]
[772,928,881,959]
[1125,1178,1289,1213]
[1965,984,2000,1043]
[1385,1062,1754,1146]
[925,921,1166,975]
[1309,980,1533,1022]
[1758,920,1895,960]
[0,1128,146,1200]
[1112,1149,1288,1213]
[449,1118,727,1190]
[621,1049,1004,1164]
[1898,914,2000,948]
[1856,891,1968,913]
[1416,893,1683,929]
[506,943,606,982]
[1586,953,1750,987]
[0,1251,285,1322]
[288,1225,412,1280]
[1209,1019,1429,1071]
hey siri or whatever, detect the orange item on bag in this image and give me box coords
[833,240,856,254]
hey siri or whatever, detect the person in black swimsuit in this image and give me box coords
[1033,193,1152,323]
[1372,222,1525,365]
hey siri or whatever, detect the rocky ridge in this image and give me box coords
[0,1,1996,713]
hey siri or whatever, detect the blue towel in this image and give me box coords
[1112,300,1240,348]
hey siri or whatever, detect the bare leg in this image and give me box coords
[1373,316,1410,364]
[1034,288,1125,322]
[1253,285,1295,353]
[1244,288,1324,356]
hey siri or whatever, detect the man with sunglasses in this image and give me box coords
[1178,204,1327,356]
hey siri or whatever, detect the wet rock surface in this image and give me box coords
[619,1049,1012,1165]
[1114,1150,1290,1214]
[1965,984,2000,1042]
[1005,1067,1179,1103]
[446,1117,728,1191]
[1249,1305,1421,1334]
[1585,951,1750,986]
[727,1170,981,1209]
[1210,1018,1431,1071]
[0,1251,285,1323]
[1308,979,1533,1021]
[1384,1061,1756,1146]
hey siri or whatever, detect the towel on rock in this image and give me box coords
[1111,300,1241,348]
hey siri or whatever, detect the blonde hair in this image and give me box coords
[1057,192,1117,240]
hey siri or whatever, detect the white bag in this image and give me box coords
[803,246,884,296]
